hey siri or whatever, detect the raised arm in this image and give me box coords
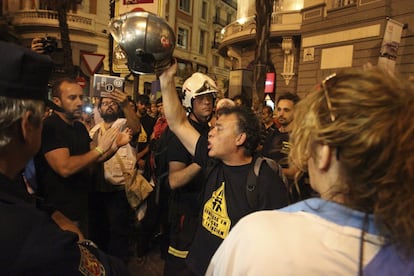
[110,89,141,135]
[159,63,200,156]
[45,127,119,178]
[168,161,202,189]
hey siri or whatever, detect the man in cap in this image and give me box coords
[0,41,128,275]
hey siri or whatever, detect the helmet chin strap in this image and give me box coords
[190,109,212,124]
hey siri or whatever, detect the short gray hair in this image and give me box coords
[0,96,44,148]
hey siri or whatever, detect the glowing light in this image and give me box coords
[237,17,248,25]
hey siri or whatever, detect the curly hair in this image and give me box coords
[217,106,260,156]
[289,67,414,256]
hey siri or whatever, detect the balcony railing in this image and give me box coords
[328,0,357,9]
[10,10,95,33]
[221,11,302,41]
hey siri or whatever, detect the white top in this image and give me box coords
[90,118,136,185]
[207,198,413,275]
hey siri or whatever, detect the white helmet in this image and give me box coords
[182,73,218,110]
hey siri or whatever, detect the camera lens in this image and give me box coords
[42,37,57,54]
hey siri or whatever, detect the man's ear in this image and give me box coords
[317,144,332,171]
[235,132,246,146]
[20,111,34,142]
[52,96,61,106]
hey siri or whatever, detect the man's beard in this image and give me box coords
[278,117,289,126]
[65,110,81,120]
[101,112,119,122]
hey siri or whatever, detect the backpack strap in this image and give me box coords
[246,156,263,211]
[246,156,287,210]
[260,157,289,189]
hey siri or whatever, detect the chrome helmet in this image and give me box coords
[109,11,175,74]
[182,73,218,111]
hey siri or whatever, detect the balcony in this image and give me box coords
[10,10,95,34]
[218,10,302,56]
[222,11,301,42]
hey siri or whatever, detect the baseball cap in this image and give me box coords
[0,41,59,109]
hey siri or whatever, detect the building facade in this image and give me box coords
[218,0,414,100]
[3,0,412,102]
[2,0,236,99]
[164,0,236,96]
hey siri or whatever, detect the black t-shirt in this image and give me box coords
[166,119,210,252]
[261,129,290,168]
[167,118,210,195]
[135,114,156,153]
[261,130,314,202]
[186,137,289,275]
[260,122,278,146]
[0,173,128,275]
[35,113,91,222]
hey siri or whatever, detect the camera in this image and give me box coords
[41,36,57,54]
[83,105,93,114]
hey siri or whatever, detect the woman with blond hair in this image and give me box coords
[207,67,414,275]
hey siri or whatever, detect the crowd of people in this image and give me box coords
[1,38,413,276]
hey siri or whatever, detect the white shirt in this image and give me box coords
[206,198,408,276]
[90,118,136,185]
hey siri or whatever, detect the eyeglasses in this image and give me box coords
[101,101,118,107]
[321,73,337,122]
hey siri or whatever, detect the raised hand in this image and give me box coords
[109,89,129,108]
[98,127,119,153]
[31,37,45,54]
[116,127,133,148]
[159,59,178,84]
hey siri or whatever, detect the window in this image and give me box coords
[179,0,191,13]
[199,30,206,54]
[213,55,220,67]
[144,82,152,95]
[330,0,355,9]
[197,64,207,74]
[39,0,49,10]
[177,61,187,78]
[176,60,193,78]
[227,12,232,25]
[177,27,189,49]
[201,1,208,20]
